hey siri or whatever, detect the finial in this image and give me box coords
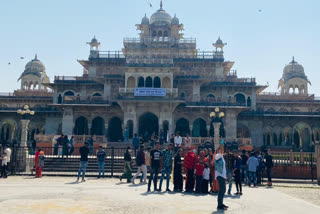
[291,56,296,63]
[34,54,38,60]
[160,0,163,9]
[145,13,147,17]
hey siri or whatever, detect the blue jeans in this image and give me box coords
[159,167,172,190]
[195,175,203,193]
[248,171,257,186]
[98,161,105,177]
[78,161,88,180]
[90,146,94,156]
[226,169,233,192]
[241,165,248,183]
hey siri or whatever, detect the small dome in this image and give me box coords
[24,54,45,73]
[171,14,179,25]
[150,8,172,26]
[91,37,98,44]
[216,37,223,45]
[282,57,308,83]
[141,14,149,25]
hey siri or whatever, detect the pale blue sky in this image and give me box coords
[0,0,319,94]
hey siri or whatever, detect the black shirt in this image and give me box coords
[151,149,162,168]
[79,146,89,161]
[241,154,248,165]
[124,152,132,162]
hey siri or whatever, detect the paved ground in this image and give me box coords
[0,177,319,214]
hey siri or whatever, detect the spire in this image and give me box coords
[160,0,163,10]
[34,54,38,60]
[291,56,296,64]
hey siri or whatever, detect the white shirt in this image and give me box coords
[1,156,7,166]
[203,168,210,180]
[4,148,11,163]
[215,153,226,179]
[174,136,182,147]
[185,137,192,148]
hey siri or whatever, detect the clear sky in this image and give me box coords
[0,0,319,94]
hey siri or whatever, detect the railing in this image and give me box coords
[126,58,174,65]
[60,96,109,105]
[34,135,106,144]
[123,37,196,44]
[269,150,316,166]
[96,51,125,59]
[119,88,178,94]
[186,101,247,107]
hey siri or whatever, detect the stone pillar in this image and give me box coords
[62,107,74,135]
[192,81,200,102]
[104,82,111,101]
[213,122,221,150]
[225,110,237,140]
[20,119,30,147]
[315,142,320,185]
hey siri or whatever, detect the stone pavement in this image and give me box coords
[0,177,319,214]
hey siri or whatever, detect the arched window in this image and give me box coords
[164,31,169,37]
[273,133,278,146]
[91,117,105,135]
[235,93,246,106]
[152,31,157,37]
[162,77,171,88]
[145,76,152,87]
[175,118,190,137]
[154,77,161,88]
[138,77,144,87]
[192,118,207,137]
[108,117,123,142]
[58,94,62,104]
[158,31,163,37]
[127,76,135,88]
[74,116,89,135]
[247,97,251,107]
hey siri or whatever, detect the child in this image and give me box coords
[36,151,45,178]
[195,158,205,193]
[202,162,210,193]
[1,153,8,178]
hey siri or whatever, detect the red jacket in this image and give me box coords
[195,163,205,176]
[184,151,197,170]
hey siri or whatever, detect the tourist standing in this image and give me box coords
[76,142,90,182]
[147,142,162,192]
[195,158,205,193]
[0,153,8,178]
[87,137,94,156]
[31,139,37,155]
[132,134,139,155]
[4,144,11,175]
[183,148,197,192]
[265,150,274,186]
[208,148,214,188]
[247,152,259,187]
[224,148,234,195]
[62,135,69,158]
[69,136,74,156]
[202,162,210,194]
[215,147,228,210]
[36,151,45,178]
[240,150,248,184]
[132,145,147,184]
[97,146,106,178]
[184,133,192,150]
[174,149,183,192]
[159,143,173,191]
[233,151,242,195]
[35,148,41,176]
[120,147,133,183]
[174,132,182,153]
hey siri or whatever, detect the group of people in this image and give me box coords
[53,135,75,157]
[0,144,11,179]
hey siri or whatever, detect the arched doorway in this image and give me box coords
[267,134,271,146]
[237,123,250,138]
[294,130,299,149]
[235,93,246,106]
[74,116,88,135]
[163,120,169,135]
[279,133,283,146]
[58,94,62,104]
[162,77,171,88]
[273,133,278,146]
[91,117,105,135]
[301,128,310,150]
[1,123,12,141]
[138,77,144,87]
[139,113,159,139]
[127,120,134,139]
[192,118,207,137]
[247,97,251,107]
[108,117,123,142]
[175,118,190,137]
[145,76,153,88]
[127,76,135,88]
[154,77,161,88]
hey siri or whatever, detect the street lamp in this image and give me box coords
[17,105,35,147]
[210,107,224,150]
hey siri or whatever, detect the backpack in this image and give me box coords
[136,151,143,166]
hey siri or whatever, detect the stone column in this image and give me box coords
[213,122,221,150]
[62,107,74,135]
[20,119,30,147]
[315,142,320,185]
[192,81,201,102]
[225,110,237,140]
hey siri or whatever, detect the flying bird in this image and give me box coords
[258,9,262,12]
[20,57,24,59]
[8,62,11,65]
[149,3,153,7]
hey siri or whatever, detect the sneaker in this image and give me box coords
[217,206,227,210]
[156,188,161,192]
[235,192,240,195]
[166,188,171,192]
[76,179,79,183]
[222,204,229,209]
[131,180,135,184]
[119,176,122,182]
[147,189,151,192]
[228,190,231,195]
[81,179,86,182]
[240,192,243,195]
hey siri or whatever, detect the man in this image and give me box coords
[255,151,264,185]
[247,152,259,187]
[147,142,162,192]
[159,143,173,191]
[183,148,197,192]
[174,132,182,153]
[240,150,248,184]
[215,147,228,210]
[184,133,192,150]
[132,134,139,155]
[132,145,147,184]
[97,146,106,178]
[224,147,234,195]
[76,142,90,182]
[4,144,11,175]
[265,150,274,186]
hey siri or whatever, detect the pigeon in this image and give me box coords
[258,9,262,12]
[8,62,11,65]
[149,3,152,7]
[20,57,24,59]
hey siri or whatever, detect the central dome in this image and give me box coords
[24,54,45,73]
[150,8,172,26]
[282,57,308,83]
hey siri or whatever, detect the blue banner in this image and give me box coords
[134,88,166,97]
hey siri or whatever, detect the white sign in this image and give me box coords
[134,88,166,97]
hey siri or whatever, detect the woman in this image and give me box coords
[62,135,69,158]
[36,151,45,178]
[34,148,41,176]
[174,149,183,192]
[120,147,133,183]
[210,149,219,193]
